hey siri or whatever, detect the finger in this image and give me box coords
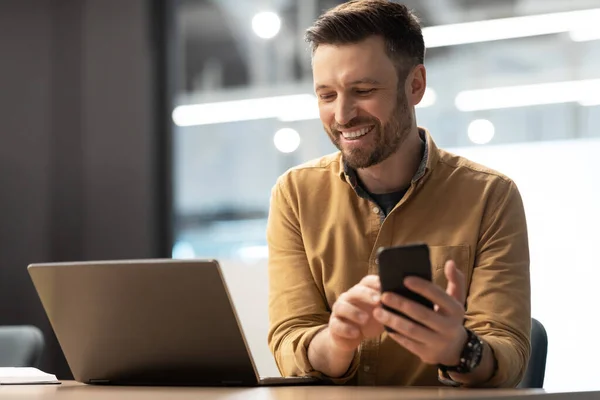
[329,316,360,339]
[380,292,447,332]
[445,260,466,304]
[373,307,434,344]
[332,300,370,325]
[403,275,462,316]
[387,332,431,363]
[359,275,381,291]
[346,284,381,307]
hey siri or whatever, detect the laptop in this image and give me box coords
[27,259,322,386]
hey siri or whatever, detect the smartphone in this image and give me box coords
[377,243,434,332]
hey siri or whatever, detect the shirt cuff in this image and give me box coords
[478,336,524,388]
[281,325,361,384]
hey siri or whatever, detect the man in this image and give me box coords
[266,0,530,388]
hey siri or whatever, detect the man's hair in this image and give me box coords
[305,0,425,78]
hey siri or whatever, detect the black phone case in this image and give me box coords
[377,243,434,333]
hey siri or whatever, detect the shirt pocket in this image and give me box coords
[428,245,471,291]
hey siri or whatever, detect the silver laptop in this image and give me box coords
[27,259,321,386]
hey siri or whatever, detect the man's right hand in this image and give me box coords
[308,275,384,378]
[328,275,385,352]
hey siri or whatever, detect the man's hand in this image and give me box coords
[307,275,384,378]
[373,260,467,366]
[328,275,385,352]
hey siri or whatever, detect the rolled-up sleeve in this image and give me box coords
[466,179,531,388]
[266,176,359,382]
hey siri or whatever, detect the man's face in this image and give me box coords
[312,36,414,170]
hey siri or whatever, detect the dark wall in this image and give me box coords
[0,0,171,378]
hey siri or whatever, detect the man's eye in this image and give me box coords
[356,89,375,95]
[319,94,335,100]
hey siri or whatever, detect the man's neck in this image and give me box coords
[356,128,423,195]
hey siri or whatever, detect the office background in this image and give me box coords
[1,0,599,391]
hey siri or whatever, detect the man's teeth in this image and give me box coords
[342,126,372,139]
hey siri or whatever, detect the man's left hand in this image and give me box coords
[373,260,467,366]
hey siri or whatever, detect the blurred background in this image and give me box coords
[173,0,600,262]
[1,0,600,392]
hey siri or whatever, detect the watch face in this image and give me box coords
[468,344,483,369]
[467,337,484,370]
[441,329,484,375]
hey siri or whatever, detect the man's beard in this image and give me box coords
[325,94,412,170]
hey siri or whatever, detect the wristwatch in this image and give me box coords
[438,328,484,386]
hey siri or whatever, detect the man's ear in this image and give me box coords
[406,65,427,107]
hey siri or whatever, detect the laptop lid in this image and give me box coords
[27,259,262,386]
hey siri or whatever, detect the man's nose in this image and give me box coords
[335,97,357,126]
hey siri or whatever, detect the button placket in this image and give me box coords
[358,339,379,386]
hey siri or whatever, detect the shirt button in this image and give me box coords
[364,365,370,372]
[372,206,380,214]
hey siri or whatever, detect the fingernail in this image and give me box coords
[372,294,380,303]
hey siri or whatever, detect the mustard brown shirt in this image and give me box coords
[266,129,531,387]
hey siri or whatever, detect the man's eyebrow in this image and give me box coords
[315,78,382,91]
[349,78,382,85]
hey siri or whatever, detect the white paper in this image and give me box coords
[0,367,59,385]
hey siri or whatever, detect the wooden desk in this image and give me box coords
[1,381,599,400]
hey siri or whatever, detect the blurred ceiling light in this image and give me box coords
[173,88,437,126]
[273,128,300,153]
[277,103,319,122]
[252,11,281,39]
[578,95,600,107]
[455,79,600,111]
[423,8,600,48]
[569,27,600,42]
[467,119,495,145]
[172,94,317,126]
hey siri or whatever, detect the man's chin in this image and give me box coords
[342,152,377,170]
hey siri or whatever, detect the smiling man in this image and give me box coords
[266,0,531,388]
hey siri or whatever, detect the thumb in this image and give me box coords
[445,260,466,304]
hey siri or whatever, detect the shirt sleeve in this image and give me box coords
[465,178,532,388]
[266,176,360,383]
